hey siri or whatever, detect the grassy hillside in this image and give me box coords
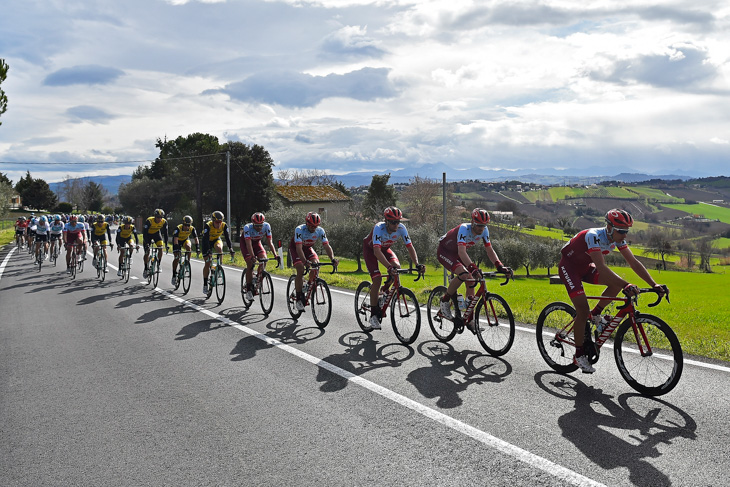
[663,202,730,224]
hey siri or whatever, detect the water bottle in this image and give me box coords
[457,294,466,312]
[378,293,386,309]
[302,282,309,294]
[252,277,258,289]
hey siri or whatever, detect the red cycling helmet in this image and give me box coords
[306,212,321,227]
[69,215,78,222]
[384,206,403,221]
[471,208,490,225]
[606,209,633,228]
[251,212,265,225]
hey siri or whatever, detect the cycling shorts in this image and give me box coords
[363,244,398,279]
[201,237,223,256]
[173,240,192,253]
[50,233,62,241]
[143,232,164,249]
[241,239,266,262]
[65,233,83,246]
[34,234,48,242]
[436,242,464,273]
[116,235,135,248]
[288,240,316,266]
[558,257,600,299]
[91,234,109,246]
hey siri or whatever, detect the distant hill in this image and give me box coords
[50,175,132,196]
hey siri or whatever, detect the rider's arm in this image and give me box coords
[619,246,658,288]
[266,236,277,256]
[457,244,472,267]
[162,222,169,246]
[373,246,393,268]
[296,243,307,263]
[106,224,112,243]
[223,226,232,252]
[406,243,419,267]
[323,241,335,261]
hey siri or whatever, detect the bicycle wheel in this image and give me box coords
[391,287,421,345]
[536,302,579,373]
[70,250,77,279]
[311,278,332,328]
[215,267,226,304]
[152,258,160,288]
[259,272,274,315]
[354,281,373,333]
[614,314,683,396]
[99,252,107,282]
[147,258,154,285]
[240,268,254,309]
[475,293,515,356]
[427,286,457,342]
[181,261,191,295]
[286,275,302,320]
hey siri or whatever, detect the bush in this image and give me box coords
[54,202,73,214]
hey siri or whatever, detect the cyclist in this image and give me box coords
[27,216,37,249]
[201,210,235,295]
[363,206,425,329]
[116,216,140,277]
[171,215,200,286]
[90,214,113,270]
[142,209,169,278]
[436,208,513,333]
[78,215,90,256]
[33,216,51,262]
[49,215,64,259]
[288,212,338,311]
[62,215,87,273]
[14,216,28,247]
[241,212,279,300]
[558,208,666,374]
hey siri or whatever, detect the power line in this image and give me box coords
[0,152,225,165]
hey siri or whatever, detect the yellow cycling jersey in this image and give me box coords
[145,216,167,234]
[174,224,196,241]
[205,220,227,241]
[117,224,136,239]
[93,221,110,237]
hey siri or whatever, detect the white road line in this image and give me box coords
[154,286,606,487]
[0,247,18,281]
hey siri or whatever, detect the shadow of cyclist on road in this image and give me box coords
[535,371,696,486]
[406,340,512,409]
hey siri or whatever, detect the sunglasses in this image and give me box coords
[386,219,400,225]
[616,228,630,235]
[253,224,263,230]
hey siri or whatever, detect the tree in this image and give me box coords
[277,168,338,186]
[646,229,674,271]
[401,175,442,229]
[0,180,13,218]
[18,175,57,210]
[0,58,8,125]
[697,238,714,273]
[223,141,275,235]
[326,217,373,272]
[0,172,11,185]
[58,175,85,209]
[80,181,107,212]
[363,174,397,219]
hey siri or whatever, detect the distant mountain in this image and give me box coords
[50,175,132,196]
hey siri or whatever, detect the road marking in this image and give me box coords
[155,286,606,487]
[0,247,18,281]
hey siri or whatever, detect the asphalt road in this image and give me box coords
[1,242,729,486]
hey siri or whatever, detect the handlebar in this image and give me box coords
[256,257,281,269]
[308,261,338,274]
[618,285,670,309]
[483,271,512,286]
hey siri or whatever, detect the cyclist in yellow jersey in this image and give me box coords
[143,208,169,278]
[171,215,200,286]
[116,216,139,276]
[201,210,234,295]
[91,214,113,270]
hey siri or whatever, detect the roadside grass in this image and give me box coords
[0,228,14,247]
[663,202,730,224]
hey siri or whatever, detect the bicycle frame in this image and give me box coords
[375,268,424,316]
[452,272,510,328]
[302,262,336,305]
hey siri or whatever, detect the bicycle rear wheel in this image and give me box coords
[536,302,579,373]
[614,314,683,396]
[146,258,154,285]
[240,269,254,309]
[259,272,274,315]
[286,275,302,320]
[215,267,226,304]
[312,278,332,328]
[181,261,191,295]
[475,293,515,356]
[427,286,457,342]
[354,281,373,333]
[391,288,421,345]
[99,252,107,282]
[152,258,160,288]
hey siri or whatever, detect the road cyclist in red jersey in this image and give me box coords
[62,215,87,273]
[557,208,667,373]
[363,206,425,329]
[436,208,513,333]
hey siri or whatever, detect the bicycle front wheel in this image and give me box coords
[259,272,274,315]
[181,261,191,295]
[354,281,373,333]
[391,288,421,345]
[312,278,332,328]
[475,293,515,356]
[215,267,226,304]
[147,259,154,285]
[614,314,683,396]
[151,259,160,288]
[240,269,253,309]
[536,302,579,373]
[427,286,457,342]
[286,275,302,320]
[99,253,107,282]
[70,251,77,279]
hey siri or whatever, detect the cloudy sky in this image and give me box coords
[1,0,730,184]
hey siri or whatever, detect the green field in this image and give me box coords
[663,202,730,224]
[628,187,684,203]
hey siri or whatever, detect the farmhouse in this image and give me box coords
[275,185,352,223]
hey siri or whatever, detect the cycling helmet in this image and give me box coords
[605,209,633,228]
[154,208,165,218]
[212,210,224,221]
[39,216,47,223]
[78,216,85,223]
[123,216,133,225]
[471,208,490,225]
[20,216,26,222]
[106,215,113,223]
[54,214,61,221]
[69,215,78,222]
[384,206,403,221]
[251,212,265,225]
[306,212,321,227]
[182,215,193,225]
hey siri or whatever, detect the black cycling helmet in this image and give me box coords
[212,210,224,221]
[154,208,165,218]
[182,215,193,225]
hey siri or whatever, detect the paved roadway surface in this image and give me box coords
[1,241,729,486]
